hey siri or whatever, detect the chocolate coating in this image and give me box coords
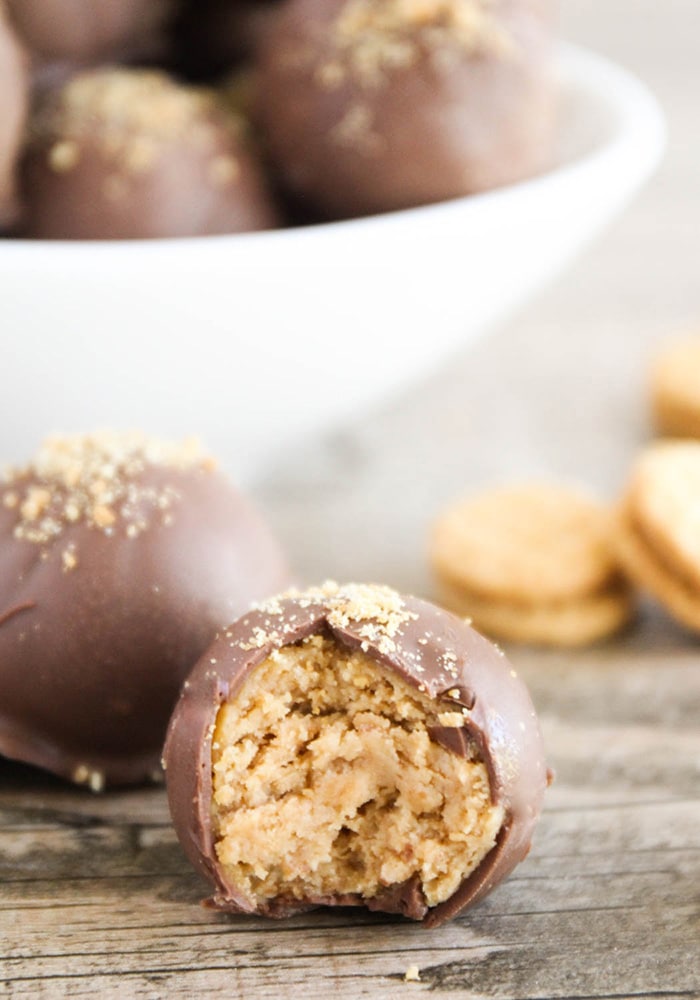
[5,0,175,66]
[0,3,28,227]
[255,0,556,218]
[21,68,278,240]
[164,585,547,927]
[0,432,291,788]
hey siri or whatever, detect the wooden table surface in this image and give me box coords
[2,2,700,997]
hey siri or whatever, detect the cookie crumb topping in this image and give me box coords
[2,430,212,548]
[250,581,419,655]
[320,0,510,89]
[34,69,244,180]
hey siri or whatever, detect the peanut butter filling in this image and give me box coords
[211,633,503,909]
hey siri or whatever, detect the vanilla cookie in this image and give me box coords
[651,334,700,438]
[615,441,700,632]
[430,485,633,646]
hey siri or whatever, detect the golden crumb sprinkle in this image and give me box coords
[34,69,244,175]
[48,140,81,173]
[252,582,419,656]
[329,103,385,155]
[325,0,511,88]
[46,69,217,140]
[2,430,212,549]
[61,546,78,572]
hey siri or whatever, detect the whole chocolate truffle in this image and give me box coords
[21,68,278,240]
[255,0,556,218]
[5,0,175,66]
[0,2,28,227]
[0,431,290,790]
[164,582,547,927]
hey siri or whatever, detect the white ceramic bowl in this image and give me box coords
[0,43,665,482]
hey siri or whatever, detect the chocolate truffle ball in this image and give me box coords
[0,3,28,227]
[5,0,176,66]
[0,431,291,789]
[255,0,556,218]
[21,68,278,240]
[164,582,547,927]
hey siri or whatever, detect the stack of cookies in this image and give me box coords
[430,333,700,646]
[431,485,633,647]
[650,334,700,439]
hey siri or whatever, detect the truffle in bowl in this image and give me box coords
[0,44,665,483]
[21,68,278,240]
[255,0,557,218]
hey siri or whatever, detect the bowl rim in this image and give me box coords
[0,41,665,262]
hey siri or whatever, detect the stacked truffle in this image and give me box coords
[0,0,557,239]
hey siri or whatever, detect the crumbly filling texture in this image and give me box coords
[211,634,503,909]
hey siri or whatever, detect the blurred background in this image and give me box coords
[257,0,699,593]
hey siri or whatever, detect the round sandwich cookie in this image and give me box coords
[430,484,634,646]
[164,582,548,927]
[615,440,700,633]
[651,334,700,440]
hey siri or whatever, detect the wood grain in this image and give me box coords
[1,632,699,1000]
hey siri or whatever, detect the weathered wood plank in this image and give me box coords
[1,645,698,1000]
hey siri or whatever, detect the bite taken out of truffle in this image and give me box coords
[254,0,557,219]
[5,0,176,67]
[0,2,28,227]
[21,67,279,240]
[0,431,291,790]
[164,582,548,928]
